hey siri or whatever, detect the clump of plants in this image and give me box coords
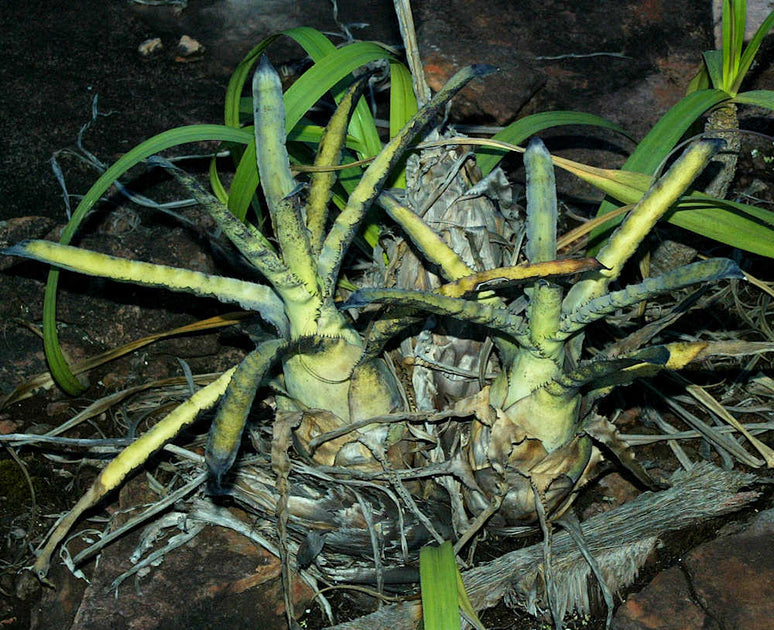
[2,1,773,628]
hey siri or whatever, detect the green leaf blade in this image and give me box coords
[476,110,631,177]
[420,542,461,630]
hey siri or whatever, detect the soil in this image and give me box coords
[1,2,773,630]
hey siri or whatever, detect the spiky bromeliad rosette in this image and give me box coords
[4,43,769,628]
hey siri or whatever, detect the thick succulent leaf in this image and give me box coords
[40,125,254,394]
[360,310,426,361]
[273,192,322,298]
[461,135,774,257]
[8,240,290,336]
[378,192,475,282]
[224,28,384,154]
[558,258,743,339]
[318,65,496,294]
[547,346,671,396]
[33,367,236,580]
[475,111,631,178]
[224,35,282,128]
[438,258,602,298]
[253,55,297,213]
[206,339,286,488]
[159,163,319,303]
[523,137,564,355]
[226,38,398,221]
[343,288,528,342]
[583,341,774,395]
[524,138,558,264]
[588,89,729,248]
[307,77,370,252]
[560,161,774,258]
[157,162,279,268]
[564,139,721,311]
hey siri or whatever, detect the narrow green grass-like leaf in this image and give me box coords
[389,61,418,139]
[476,110,631,177]
[420,542,461,630]
[735,9,774,93]
[282,41,394,152]
[588,89,729,249]
[282,27,383,158]
[666,200,774,258]
[43,124,254,394]
[732,90,774,109]
[702,50,725,89]
[388,60,418,188]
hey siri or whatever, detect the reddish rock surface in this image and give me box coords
[613,508,774,630]
[29,479,314,630]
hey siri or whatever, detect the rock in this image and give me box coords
[32,478,315,630]
[683,508,774,630]
[613,566,716,630]
[413,0,711,135]
[138,37,163,57]
[613,507,774,630]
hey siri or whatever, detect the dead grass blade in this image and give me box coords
[682,379,774,467]
[0,312,251,409]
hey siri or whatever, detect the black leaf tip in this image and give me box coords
[340,292,368,310]
[205,443,238,494]
[1,241,30,258]
[256,54,276,75]
[470,63,498,77]
[719,258,745,281]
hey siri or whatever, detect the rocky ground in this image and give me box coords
[1,1,773,629]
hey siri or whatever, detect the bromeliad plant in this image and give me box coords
[4,16,615,587]
[345,137,746,526]
[6,57,505,582]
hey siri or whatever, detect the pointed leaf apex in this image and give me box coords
[470,63,498,77]
[339,291,369,310]
[256,54,274,73]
